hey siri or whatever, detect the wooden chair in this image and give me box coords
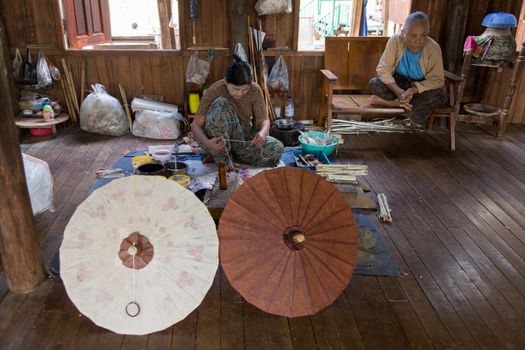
[318,36,463,151]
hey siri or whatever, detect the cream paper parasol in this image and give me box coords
[60,175,218,335]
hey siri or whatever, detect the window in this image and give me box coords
[298,0,386,51]
[61,0,179,49]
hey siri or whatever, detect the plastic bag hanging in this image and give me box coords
[45,57,61,81]
[255,0,292,16]
[19,48,38,85]
[185,52,210,87]
[234,43,248,62]
[267,55,289,93]
[37,49,52,88]
[12,48,22,79]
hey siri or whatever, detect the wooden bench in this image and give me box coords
[317,36,462,151]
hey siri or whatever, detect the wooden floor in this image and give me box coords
[1,123,525,349]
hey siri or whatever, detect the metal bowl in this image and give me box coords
[164,161,188,176]
[274,119,295,130]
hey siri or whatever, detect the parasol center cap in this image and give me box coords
[283,226,306,250]
[293,233,306,244]
[128,245,138,256]
[119,232,154,270]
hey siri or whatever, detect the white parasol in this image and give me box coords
[60,176,218,335]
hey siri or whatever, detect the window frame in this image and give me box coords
[57,0,179,51]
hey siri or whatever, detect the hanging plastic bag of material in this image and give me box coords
[19,48,37,85]
[12,48,22,79]
[22,153,55,215]
[185,51,210,87]
[79,84,129,136]
[234,43,248,62]
[45,57,61,81]
[267,55,289,93]
[255,0,292,15]
[37,49,52,88]
[132,110,186,140]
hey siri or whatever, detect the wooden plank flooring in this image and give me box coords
[1,124,525,348]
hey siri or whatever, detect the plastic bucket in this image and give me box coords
[29,128,52,137]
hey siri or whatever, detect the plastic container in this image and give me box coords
[131,155,153,169]
[29,128,53,137]
[42,105,55,121]
[482,12,517,28]
[169,174,191,188]
[284,96,294,121]
[293,149,330,171]
[298,131,339,156]
[135,163,165,176]
[188,91,200,114]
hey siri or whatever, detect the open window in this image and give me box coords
[298,0,387,51]
[61,0,179,49]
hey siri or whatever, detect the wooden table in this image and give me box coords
[14,113,70,136]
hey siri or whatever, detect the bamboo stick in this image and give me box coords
[247,18,258,84]
[61,58,79,113]
[60,78,76,125]
[118,84,133,133]
[80,61,86,104]
[377,193,392,223]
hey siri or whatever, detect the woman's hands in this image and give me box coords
[251,131,267,147]
[398,87,418,110]
[207,137,226,153]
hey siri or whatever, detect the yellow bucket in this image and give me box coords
[132,155,153,169]
[169,174,191,188]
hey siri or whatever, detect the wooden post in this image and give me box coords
[497,42,525,138]
[157,0,176,49]
[443,0,469,73]
[228,0,248,52]
[0,17,44,293]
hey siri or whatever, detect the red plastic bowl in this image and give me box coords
[29,128,53,137]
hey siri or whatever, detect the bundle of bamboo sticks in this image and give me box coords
[330,118,423,134]
[247,18,277,122]
[316,164,368,184]
[60,58,80,125]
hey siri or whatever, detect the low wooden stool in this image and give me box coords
[14,113,70,137]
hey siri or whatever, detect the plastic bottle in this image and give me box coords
[42,104,55,121]
[284,96,294,121]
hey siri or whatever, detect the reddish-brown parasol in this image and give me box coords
[218,167,358,318]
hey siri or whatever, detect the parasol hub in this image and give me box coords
[293,233,306,244]
[119,232,154,269]
[283,226,306,250]
[128,245,138,256]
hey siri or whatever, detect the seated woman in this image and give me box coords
[369,11,446,127]
[191,55,284,169]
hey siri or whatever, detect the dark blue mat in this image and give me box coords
[47,209,400,279]
[49,148,400,278]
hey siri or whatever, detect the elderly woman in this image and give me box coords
[369,12,446,127]
[191,55,283,169]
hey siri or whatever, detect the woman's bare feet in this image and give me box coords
[369,95,402,108]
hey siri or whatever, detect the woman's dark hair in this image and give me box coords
[225,54,253,86]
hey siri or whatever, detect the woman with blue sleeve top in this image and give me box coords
[368,12,447,127]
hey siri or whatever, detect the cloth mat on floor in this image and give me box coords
[47,209,400,279]
[48,148,400,278]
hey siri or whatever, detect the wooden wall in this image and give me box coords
[1,0,525,123]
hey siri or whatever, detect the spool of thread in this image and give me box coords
[218,162,227,190]
[188,92,200,114]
